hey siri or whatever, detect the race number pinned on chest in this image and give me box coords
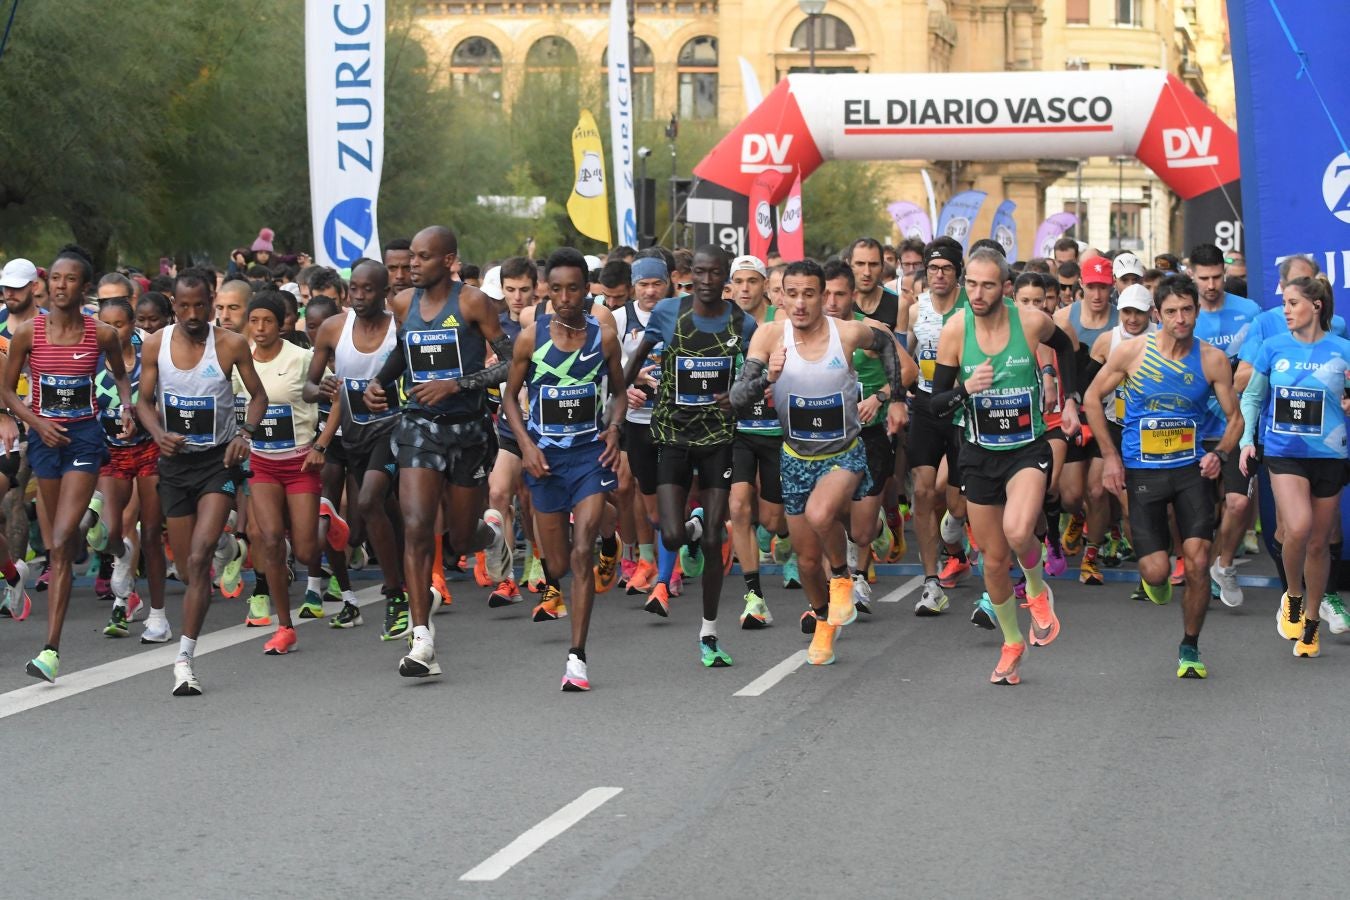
[1139,416,1197,462]
[164,394,217,445]
[345,377,395,423]
[1273,387,1324,436]
[38,374,94,419]
[234,394,247,427]
[674,355,731,405]
[255,403,297,450]
[738,392,777,431]
[787,393,845,442]
[919,346,938,386]
[973,390,1033,447]
[537,384,598,437]
[406,329,462,382]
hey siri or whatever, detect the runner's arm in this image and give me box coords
[622,339,656,388]
[1238,372,1267,449]
[135,332,164,442]
[0,323,38,432]
[926,315,970,419]
[500,325,536,456]
[456,333,514,392]
[302,316,340,403]
[374,344,407,394]
[728,322,775,414]
[1083,343,1131,463]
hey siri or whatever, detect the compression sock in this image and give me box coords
[744,570,762,597]
[255,572,270,597]
[657,532,677,584]
[1142,580,1173,605]
[1272,539,1289,592]
[638,542,656,564]
[991,594,1024,645]
[1020,547,1047,597]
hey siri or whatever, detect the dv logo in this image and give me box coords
[323,197,375,268]
[741,134,793,174]
[1322,152,1350,224]
[1162,127,1217,169]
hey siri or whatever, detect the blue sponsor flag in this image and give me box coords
[990,199,1018,263]
[936,190,987,253]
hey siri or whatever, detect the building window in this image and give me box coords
[677,36,718,120]
[1111,202,1143,251]
[450,37,503,101]
[526,35,578,85]
[1116,0,1138,26]
[602,39,655,120]
[790,14,856,51]
[1066,0,1089,24]
[1062,201,1088,244]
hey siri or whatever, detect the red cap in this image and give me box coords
[1082,255,1113,285]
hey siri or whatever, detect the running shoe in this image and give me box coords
[1241,529,1261,557]
[26,648,58,683]
[1169,557,1186,586]
[110,538,136,599]
[124,592,143,622]
[1130,581,1149,603]
[1320,595,1350,635]
[329,601,364,628]
[1294,620,1321,658]
[963,521,982,568]
[721,531,734,575]
[1176,643,1207,679]
[87,519,110,554]
[914,579,948,616]
[679,508,706,578]
[990,642,1025,685]
[399,633,441,677]
[852,573,873,615]
[669,567,684,597]
[1101,531,1124,569]
[172,658,202,696]
[94,572,113,603]
[1209,561,1243,608]
[870,519,893,565]
[800,608,819,634]
[245,594,272,627]
[561,653,590,691]
[619,558,636,589]
[482,508,512,584]
[970,593,996,630]
[739,590,772,629]
[627,559,657,595]
[103,604,132,637]
[937,555,970,589]
[220,537,246,599]
[264,625,297,655]
[772,534,794,564]
[533,585,568,622]
[34,560,50,592]
[348,543,369,571]
[1,559,31,621]
[489,579,523,607]
[782,554,801,589]
[141,614,172,644]
[80,492,104,531]
[1277,592,1304,641]
[806,619,837,666]
[1014,572,1028,601]
[699,634,733,667]
[429,585,445,617]
[380,591,411,641]
[1044,540,1067,578]
[643,582,670,618]
[318,497,350,552]
[473,551,492,588]
[1078,550,1103,586]
[827,575,857,627]
[1022,584,1060,647]
[595,549,620,594]
[525,554,546,593]
[1061,513,1085,556]
[431,571,451,613]
[298,590,326,619]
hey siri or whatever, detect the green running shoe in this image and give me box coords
[220,538,246,598]
[26,648,59,683]
[103,604,131,637]
[1177,643,1207,679]
[87,519,110,554]
[700,635,733,667]
[329,601,364,628]
[679,507,706,578]
[870,517,893,564]
[1130,580,1149,603]
[298,590,325,620]
[755,524,773,556]
[380,592,410,641]
[771,533,793,565]
[245,593,272,627]
[783,554,801,589]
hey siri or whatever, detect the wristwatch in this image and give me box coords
[1213,448,1230,463]
[241,422,259,437]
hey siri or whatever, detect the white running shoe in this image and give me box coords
[172,659,202,696]
[141,615,172,644]
[561,653,590,691]
[2,559,30,617]
[482,508,512,583]
[852,573,873,614]
[914,579,949,616]
[846,541,859,572]
[1209,561,1243,608]
[399,634,442,677]
[111,537,136,600]
[1321,595,1350,635]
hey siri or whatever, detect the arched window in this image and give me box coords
[450,36,502,101]
[790,14,856,51]
[526,35,578,71]
[677,36,718,120]
[602,38,655,120]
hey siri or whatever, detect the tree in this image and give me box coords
[800,161,890,260]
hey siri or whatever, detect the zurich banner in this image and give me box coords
[306,0,385,270]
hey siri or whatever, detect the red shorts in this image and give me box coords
[247,450,321,495]
[101,441,160,480]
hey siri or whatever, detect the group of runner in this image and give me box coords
[0,231,1342,695]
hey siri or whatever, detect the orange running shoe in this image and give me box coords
[644,582,671,617]
[938,555,971,589]
[627,559,658,594]
[990,641,1026,685]
[827,575,857,627]
[489,579,522,607]
[263,625,297,655]
[431,570,452,613]
[319,498,350,553]
[594,550,619,594]
[474,551,492,588]
[1170,557,1186,586]
[1021,584,1060,647]
[532,585,568,622]
[807,619,837,665]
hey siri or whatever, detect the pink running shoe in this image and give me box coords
[1044,540,1068,578]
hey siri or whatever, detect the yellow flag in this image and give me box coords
[567,109,611,244]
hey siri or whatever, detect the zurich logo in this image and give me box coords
[1147,419,1158,429]
[323,197,376,268]
[1279,387,1288,398]
[981,398,992,409]
[795,397,806,407]
[411,333,422,345]
[1323,152,1350,224]
[1274,359,1291,373]
[683,359,695,369]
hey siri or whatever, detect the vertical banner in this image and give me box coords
[306,0,385,269]
[778,174,804,262]
[1034,212,1080,258]
[747,171,784,262]
[990,199,1018,262]
[608,0,637,247]
[886,201,932,243]
[567,110,612,244]
[738,56,764,112]
[920,169,939,236]
[936,190,987,251]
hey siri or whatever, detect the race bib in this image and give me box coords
[234,394,247,427]
[536,384,598,437]
[786,392,846,442]
[38,374,94,419]
[405,329,462,382]
[674,355,731,405]
[972,390,1034,447]
[918,347,937,386]
[345,377,396,424]
[1139,416,1197,463]
[1273,386,1324,436]
[164,394,217,445]
[738,393,777,431]
[254,403,296,451]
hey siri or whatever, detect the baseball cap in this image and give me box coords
[1112,252,1145,280]
[1082,256,1113,285]
[480,265,504,301]
[730,255,767,278]
[584,255,602,278]
[1117,284,1153,312]
[0,258,39,289]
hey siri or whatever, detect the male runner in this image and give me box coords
[0,258,45,573]
[383,238,413,298]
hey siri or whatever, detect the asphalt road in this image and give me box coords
[1,550,1345,899]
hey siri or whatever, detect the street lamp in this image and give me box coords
[798,0,827,73]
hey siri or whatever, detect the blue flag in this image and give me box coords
[990,200,1018,263]
[936,190,987,253]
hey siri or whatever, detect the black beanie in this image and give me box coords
[924,239,964,282]
[246,292,287,327]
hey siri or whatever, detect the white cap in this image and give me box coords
[0,258,39,289]
[480,265,504,301]
[279,282,301,302]
[1117,283,1152,312]
[584,255,603,276]
[730,255,767,277]
[1113,252,1145,280]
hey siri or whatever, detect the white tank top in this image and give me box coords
[156,324,237,451]
[774,317,860,456]
[912,292,945,393]
[334,311,398,434]
[617,303,659,426]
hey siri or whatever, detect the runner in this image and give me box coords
[0,257,46,584]
[383,238,413,298]
[1,246,138,683]
[929,247,1080,685]
[0,339,30,622]
[136,291,173,333]
[501,247,627,690]
[1082,275,1241,679]
[1238,277,1350,656]
[730,259,905,665]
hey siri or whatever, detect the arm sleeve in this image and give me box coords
[376,342,407,392]
[928,363,968,420]
[729,357,770,415]
[1044,326,1077,398]
[1239,371,1268,449]
[643,302,673,347]
[867,327,904,396]
[456,334,514,391]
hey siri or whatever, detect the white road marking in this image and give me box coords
[0,584,386,720]
[877,575,925,603]
[734,650,808,697]
[460,787,623,881]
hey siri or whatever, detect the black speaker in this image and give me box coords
[637,177,656,247]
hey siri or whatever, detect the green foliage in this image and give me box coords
[800,161,891,260]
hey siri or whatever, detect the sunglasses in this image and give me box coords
[676,281,694,291]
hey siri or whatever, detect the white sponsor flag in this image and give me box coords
[608,0,637,247]
[306,0,385,269]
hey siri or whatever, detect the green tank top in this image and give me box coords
[960,305,1044,450]
[852,311,888,427]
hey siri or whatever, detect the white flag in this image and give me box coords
[608,0,637,247]
[306,0,385,269]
